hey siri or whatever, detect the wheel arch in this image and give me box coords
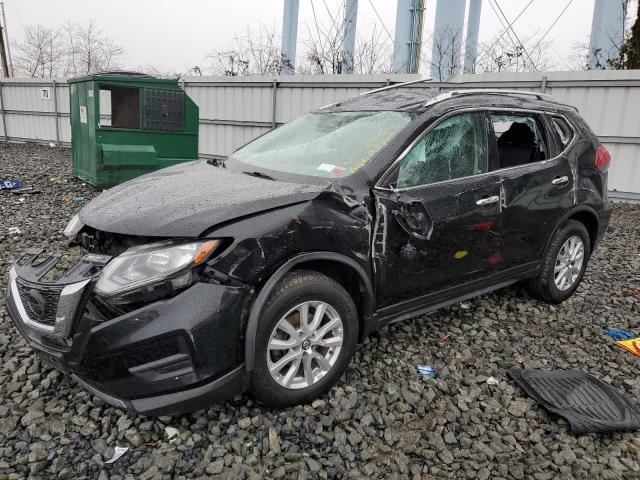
[244,252,375,372]
[545,205,599,256]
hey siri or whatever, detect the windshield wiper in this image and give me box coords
[242,171,275,181]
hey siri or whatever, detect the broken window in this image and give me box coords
[490,113,547,169]
[99,86,140,129]
[395,112,488,189]
[551,116,574,148]
[231,111,411,178]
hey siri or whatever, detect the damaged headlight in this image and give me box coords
[63,214,84,238]
[95,240,220,296]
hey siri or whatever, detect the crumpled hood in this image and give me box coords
[79,160,324,237]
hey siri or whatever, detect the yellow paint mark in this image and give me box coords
[453,250,468,260]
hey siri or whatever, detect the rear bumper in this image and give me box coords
[6,254,252,415]
[595,201,614,250]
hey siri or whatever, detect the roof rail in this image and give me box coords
[360,78,433,96]
[449,89,552,100]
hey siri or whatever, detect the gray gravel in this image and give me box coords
[1,142,640,479]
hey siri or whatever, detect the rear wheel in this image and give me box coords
[250,270,358,407]
[528,220,591,303]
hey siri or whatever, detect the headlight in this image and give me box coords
[95,240,220,296]
[63,214,83,238]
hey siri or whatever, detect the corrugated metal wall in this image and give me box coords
[0,72,638,198]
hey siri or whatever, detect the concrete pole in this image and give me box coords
[281,0,300,74]
[341,0,358,74]
[588,0,626,69]
[392,0,425,74]
[430,0,466,81]
[463,0,482,73]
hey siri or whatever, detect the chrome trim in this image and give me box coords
[375,107,579,193]
[552,175,570,185]
[8,266,90,337]
[476,195,500,206]
[8,267,54,333]
[360,78,433,96]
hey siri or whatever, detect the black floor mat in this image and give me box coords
[508,369,640,434]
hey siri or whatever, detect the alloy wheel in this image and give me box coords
[266,301,344,390]
[554,235,585,291]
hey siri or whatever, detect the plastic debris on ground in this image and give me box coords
[104,446,129,464]
[0,179,22,190]
[486,376,500,385]
[616,337,640,357]
[508,369,640,434]
[416,365,436,378]
[603,328,636,341]
[8,227,21,235]
[73,195,85,204]
[164,426,179,440]
[11,187,40,195]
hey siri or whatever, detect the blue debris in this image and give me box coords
[603,328,636,341]
[0,179,22,190]
[416,365,436,378]
[73,195,85,204]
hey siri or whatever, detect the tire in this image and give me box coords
[250,270,359,407]
[527,220,591,304]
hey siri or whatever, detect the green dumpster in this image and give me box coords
[69,71,199,188]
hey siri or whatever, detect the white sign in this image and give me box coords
[79,105,87,124]
[88,89,94,98]
[40,87,51,100]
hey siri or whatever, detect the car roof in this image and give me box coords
[324,87,578,116]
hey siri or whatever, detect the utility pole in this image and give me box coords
[0,20,9,78]
[341,0,358,74]
[391,0,425,74]
[281,0,300,74]
[1,3,12,77]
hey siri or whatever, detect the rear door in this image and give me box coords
[372,111,503,309]
[489,110,575,268]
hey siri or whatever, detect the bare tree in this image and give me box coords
[204,24,287,76]
[428,27,463,80]
[13,20,125,78]
[13,25,65,77]
[475,31,555,73]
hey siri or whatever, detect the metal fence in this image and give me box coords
[0,71,638,200]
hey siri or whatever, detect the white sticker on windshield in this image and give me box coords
[317,163,336,172]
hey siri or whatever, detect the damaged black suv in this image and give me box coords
[6,87,613,415]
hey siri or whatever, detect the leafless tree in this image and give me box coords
[13,20,124,78]
[204,24,288,76]
[13,25,65,77]
[67,20,124,75]
[475,31,555,73]
[428,27,463,80]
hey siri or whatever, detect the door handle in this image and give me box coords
[552,175,569,185]
[476,195,500,206]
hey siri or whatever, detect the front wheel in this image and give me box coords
[250,270,358,407]
[528,220,591,304]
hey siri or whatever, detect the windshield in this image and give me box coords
[230,111,411,178]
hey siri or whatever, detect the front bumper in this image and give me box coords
[6,250,252,415]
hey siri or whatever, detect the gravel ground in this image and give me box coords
[1,142,640,480]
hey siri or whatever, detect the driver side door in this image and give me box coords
[372,111,504,310]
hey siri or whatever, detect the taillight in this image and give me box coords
[595,144,611,170]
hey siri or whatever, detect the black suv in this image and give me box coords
[6,87,613,415]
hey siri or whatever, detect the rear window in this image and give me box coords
[550,116,574,148]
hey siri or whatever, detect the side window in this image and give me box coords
[490,113,548,170]
[396,112,488,188]
[550,116,574,149]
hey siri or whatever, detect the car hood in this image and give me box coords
[79,160,325,237]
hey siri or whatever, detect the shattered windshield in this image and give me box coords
[230,111,411,178]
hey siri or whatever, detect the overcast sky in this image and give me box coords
[4,0,639,74]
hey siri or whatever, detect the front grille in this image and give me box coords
[15,278,64,326]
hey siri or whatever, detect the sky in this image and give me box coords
[4,0,639,74]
